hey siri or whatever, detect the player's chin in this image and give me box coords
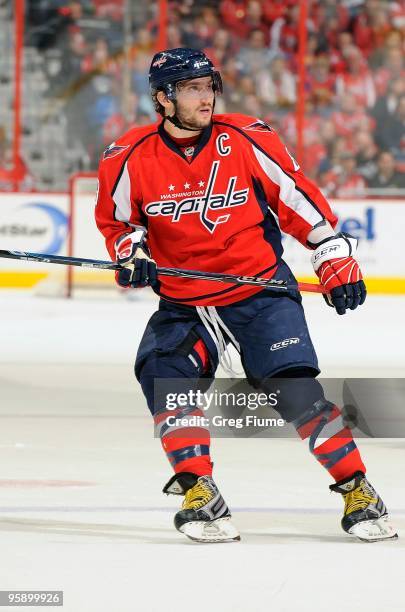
[195,109,213,126]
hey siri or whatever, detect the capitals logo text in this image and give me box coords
[145,161,249,233]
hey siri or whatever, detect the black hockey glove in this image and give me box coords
[114,227,159,289]
[311,233,366,315]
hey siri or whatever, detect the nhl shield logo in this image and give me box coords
[184,146,195,157]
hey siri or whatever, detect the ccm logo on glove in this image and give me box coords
[311,232,367,315]
[312,244,342,265]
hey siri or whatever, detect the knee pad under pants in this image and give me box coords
[137,352,212,416]
[261,368,327,424]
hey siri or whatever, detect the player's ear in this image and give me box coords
[157,90,171,110]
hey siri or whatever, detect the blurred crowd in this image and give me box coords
[3,0,405,194]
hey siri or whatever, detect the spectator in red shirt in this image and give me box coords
[320,150,367,198]
[244,0,270,43]
[281,100,322,151]
[220,0,269,43]
[307,55,336,110]
[262,0,289,26]
[331,93,375,141]
[219,0,247,37]
[329,31,354,75]
[335,151,367,197]
[336,45,376,108]
[353,0,392,59]
[270,3,302,57]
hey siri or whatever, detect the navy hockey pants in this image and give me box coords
[135,263,319,415]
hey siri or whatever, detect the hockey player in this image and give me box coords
[95,48,397,543]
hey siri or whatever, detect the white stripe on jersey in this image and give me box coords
[252,145,324,227]
[113,162,132,222]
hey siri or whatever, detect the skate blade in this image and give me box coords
[349,516,398,542]
[179,516,241,543]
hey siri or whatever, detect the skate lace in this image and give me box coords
[183,480,214,511]
[344,480,377,515]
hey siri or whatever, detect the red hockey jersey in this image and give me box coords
[95,113,338,306]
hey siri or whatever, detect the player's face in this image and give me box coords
[174,76,215,129]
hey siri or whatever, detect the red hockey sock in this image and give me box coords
[154,407,212,476]
[154,338,213,476]
[295,403,366,482]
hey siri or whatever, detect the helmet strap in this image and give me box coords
[165,114,203,132]
[164,95,216,132]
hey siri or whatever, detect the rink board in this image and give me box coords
[0,194,403,293]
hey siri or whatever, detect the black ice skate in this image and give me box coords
[163,472,240,543]
[330,471,398,542]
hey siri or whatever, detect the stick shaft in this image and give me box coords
[0,249,325,293]
[0,249,120,270]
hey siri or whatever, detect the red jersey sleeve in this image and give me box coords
[95,145,146,261]
[243,120,338,246]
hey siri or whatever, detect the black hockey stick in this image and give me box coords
[0,249,325,293]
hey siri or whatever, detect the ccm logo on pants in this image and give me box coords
[270,338,300,351]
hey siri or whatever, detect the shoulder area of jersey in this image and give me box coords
[101,122,159,162]
[212,113,276,135]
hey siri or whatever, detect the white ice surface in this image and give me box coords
[0,290,404,612]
